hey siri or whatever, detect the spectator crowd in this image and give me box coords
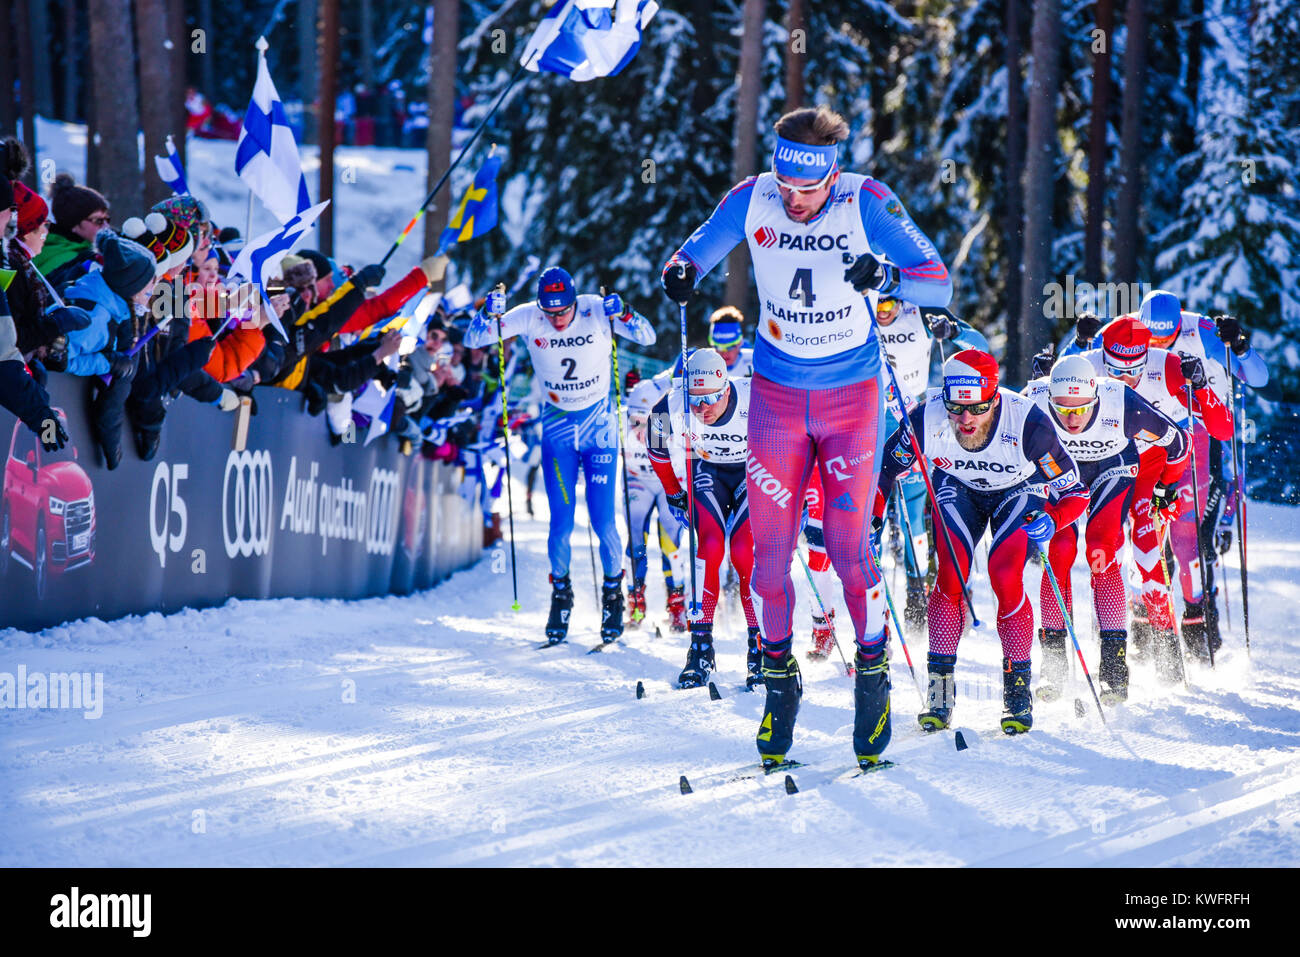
[0,135,518,544]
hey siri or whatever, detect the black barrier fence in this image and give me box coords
[0,376,484,633]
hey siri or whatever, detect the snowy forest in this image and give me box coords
[4,0,1298,393]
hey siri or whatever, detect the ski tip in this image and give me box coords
[679,775,693,795]
[954,730,968,752]
[784,774,799,795]
[1073,698,1087,718]
[708,681,721,701]
[635,680,645,700]
[654,625,663,640]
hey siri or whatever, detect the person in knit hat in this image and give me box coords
[34,173,111,291]
[152,194,212,263]
[61,231,158,468]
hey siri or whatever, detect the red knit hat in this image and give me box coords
[942,349,999,402]
[1100,316,1151,371]
[12,181,48,236]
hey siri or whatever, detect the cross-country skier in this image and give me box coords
[707,306,754,377]
[1061,315,1234,673]
[1024,354,1190,699]
[647,349,764,690]
[623,375,688,629]
[874,295,989,635]
[466,266,656,644]
[1065,290,1265,657]
[662,105,953,771]
[874,350,1091,734]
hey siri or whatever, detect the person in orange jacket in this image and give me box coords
[185,249,269,383]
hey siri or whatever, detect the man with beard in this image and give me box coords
[873,350,1090,734]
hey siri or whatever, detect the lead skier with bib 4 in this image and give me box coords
[662,106,953,771]
[466,267,656,645]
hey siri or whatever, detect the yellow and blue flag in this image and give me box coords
[438,154,502,254]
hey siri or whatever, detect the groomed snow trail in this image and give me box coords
[2,476,1298,867]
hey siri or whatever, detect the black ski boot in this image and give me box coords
[1153,627,1185,685]
[1036,627,1068,702]
[904,577,928,636]
[853,646,893,770]
[678,623,716,689]
[1181,599,1212,661]
[544,574,574,645]
[1000,657,1033,735]
[600,572,625,643]
[745,626,764,691]
[918,653,957,732]
[1098,629,1129,704]
[756,648,802,768]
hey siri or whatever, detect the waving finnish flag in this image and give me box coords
[521,0,659,81]
[227,199,330,339]
[235,37,313,224]
[152,134,189,196]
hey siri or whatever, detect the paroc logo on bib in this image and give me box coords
[754,227,777,248]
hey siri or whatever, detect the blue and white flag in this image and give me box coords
[235,37,313,224]
[152,134,189,196]
[521,0,659,82]
[227,199,330,339]
[353,381,397,445]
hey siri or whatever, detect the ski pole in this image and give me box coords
[673,283,701,618]
[1154,511,1192,690]
[795,545,853,678]
[586,521,600,608]
[1036,537,1108,724]
[494,287,520,611]
[378,51,537,267]
[866,290,980,626]
[1183,382,1216,667]
[1225,344,1250,656]
[869,541,925,706]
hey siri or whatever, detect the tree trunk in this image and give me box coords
[62,0,79,121]
[27,0,54,118]
[0,2,17,135]
[87,0,143,214]
[1172,0,1203,161]
[723,0,764,318]
[1113,0,1147,284]
[423,0,458,255]
[317,0,339,255]
[1017,0,1061,384]
[784,0,805,111]
[136,0,175,207]
[1004,0,1026,367]
[168,0,188,173]
[14,0,38,185]
[197,0,216,107]
[299,0,317,144]
[1084,0,1114,283]
[359,0,375,87]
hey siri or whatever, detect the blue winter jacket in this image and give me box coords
[61,271,132,377]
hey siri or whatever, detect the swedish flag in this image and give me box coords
[438,154,502,254]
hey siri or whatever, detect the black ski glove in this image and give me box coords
[925,311,956,341]
[1179,354,1208,391]
[1031,344,1056,380]
[33,409,69,452]
[844,254,901,296]
[1074,313,1102,349]
[666,490,689,512]
[1214,314,1251,356]
[1151,483,1178,516]
[661,258,696,305]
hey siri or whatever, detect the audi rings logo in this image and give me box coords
[366,468,401,555]
[223,449,274,558]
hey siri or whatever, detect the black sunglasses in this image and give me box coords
[943,398,995,416]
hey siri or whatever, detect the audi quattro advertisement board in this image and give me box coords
[0,377,483,632]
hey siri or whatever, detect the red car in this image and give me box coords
[1,412,96,599]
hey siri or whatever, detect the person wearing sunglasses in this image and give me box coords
[1024,354,1191,695]
[32,173,111,291]
[874,296,990,636]
[706,305,753,377]
[466,265,656,646]
[646,349,763,691]
[874,349,1090,736]
[661,105,952,771]
[1069,316,1236,668]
